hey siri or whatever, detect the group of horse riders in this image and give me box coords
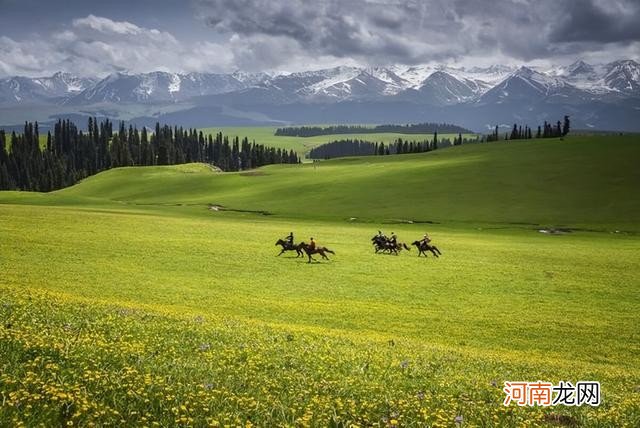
[283,232,315,250]
[278,232,332,263]
[277,230,441,260]
[371,230,436,256]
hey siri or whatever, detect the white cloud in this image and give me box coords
[0,15,241,77]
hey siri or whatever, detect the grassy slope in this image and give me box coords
[200,126,471,157]
[43,135,640,229]
[1,135,639,426]
[2,203,638,363]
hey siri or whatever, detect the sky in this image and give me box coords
[0,0,639,77]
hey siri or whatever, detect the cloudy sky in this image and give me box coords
[1,0,639,77]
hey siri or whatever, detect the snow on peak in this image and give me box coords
[395,65,437,88]
[168,73,181,93]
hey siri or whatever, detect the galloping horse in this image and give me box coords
[371,235,410,255]
[411,240,442,258]
[275,239,304,257]
[371,235,387,253]
[299,242,335,263]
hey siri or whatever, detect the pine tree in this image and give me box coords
[562,115,570,136]
[510,124,518,140]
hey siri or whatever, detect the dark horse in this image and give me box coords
[411,240,442,258]
[385,241,411,255]
[371,235,410,255]
[299,242,335,263]
[371,235,387,253]
[275,239,304,257]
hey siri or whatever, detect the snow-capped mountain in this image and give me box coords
[68,71,249,104]
[231,71,273,86]
[295,67,409,100]
[603,60,640,94]
[478,66,579,105]
[3,60,638,106]
[1,60,638,131]
[0,72,96,103]
[399,71,481,105]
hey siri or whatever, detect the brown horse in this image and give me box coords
[275,239,304,257]
[411,240,442,258]
[299,242,335,263]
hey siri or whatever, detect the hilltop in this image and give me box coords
[4,135,637,230]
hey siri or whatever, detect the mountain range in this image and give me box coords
[1,60,639,132]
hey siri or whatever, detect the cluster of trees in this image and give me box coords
[373,123,471,134]
[308,132,477,159]
[0,119,300,191]
[276,122,471,137]
[486,116,570,142]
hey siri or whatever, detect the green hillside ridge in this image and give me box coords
[14,135,636,229]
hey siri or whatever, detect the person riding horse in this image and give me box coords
[300,237,334,263]
[285,232,294,246]
[371,230,408,255]
[412,233,442,257]
[275,235,304,257]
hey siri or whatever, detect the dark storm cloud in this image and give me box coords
[549,0,640,44]
[1,0,639,76]
[196,0,469,68]
[195,0,640,68]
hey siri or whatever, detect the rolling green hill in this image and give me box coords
[21,135,637,229]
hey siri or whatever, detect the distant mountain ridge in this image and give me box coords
[0,60,639,132]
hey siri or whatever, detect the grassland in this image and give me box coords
[28,135,638,230]
[200,126,472,158]
[1,135,639,426]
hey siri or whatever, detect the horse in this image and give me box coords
[385,241,411,255]
[299,242,335,263]
[411,240,442,258]
[275,239,304,257]
[372,235,410,255]
[371,235,388,253]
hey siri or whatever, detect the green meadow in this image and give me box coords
[1,136,639,426]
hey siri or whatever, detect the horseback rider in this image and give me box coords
[420,233,431,246]
[389,232,397,245]
[285,232,294,246]
[308,237,316,250]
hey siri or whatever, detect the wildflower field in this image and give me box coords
[1,136,639,426]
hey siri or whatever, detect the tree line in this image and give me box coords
[308,115,571,160]
[308,132,478,159]
[276,122,471,137]
[486,116,570,142]
[0,119,300,191]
